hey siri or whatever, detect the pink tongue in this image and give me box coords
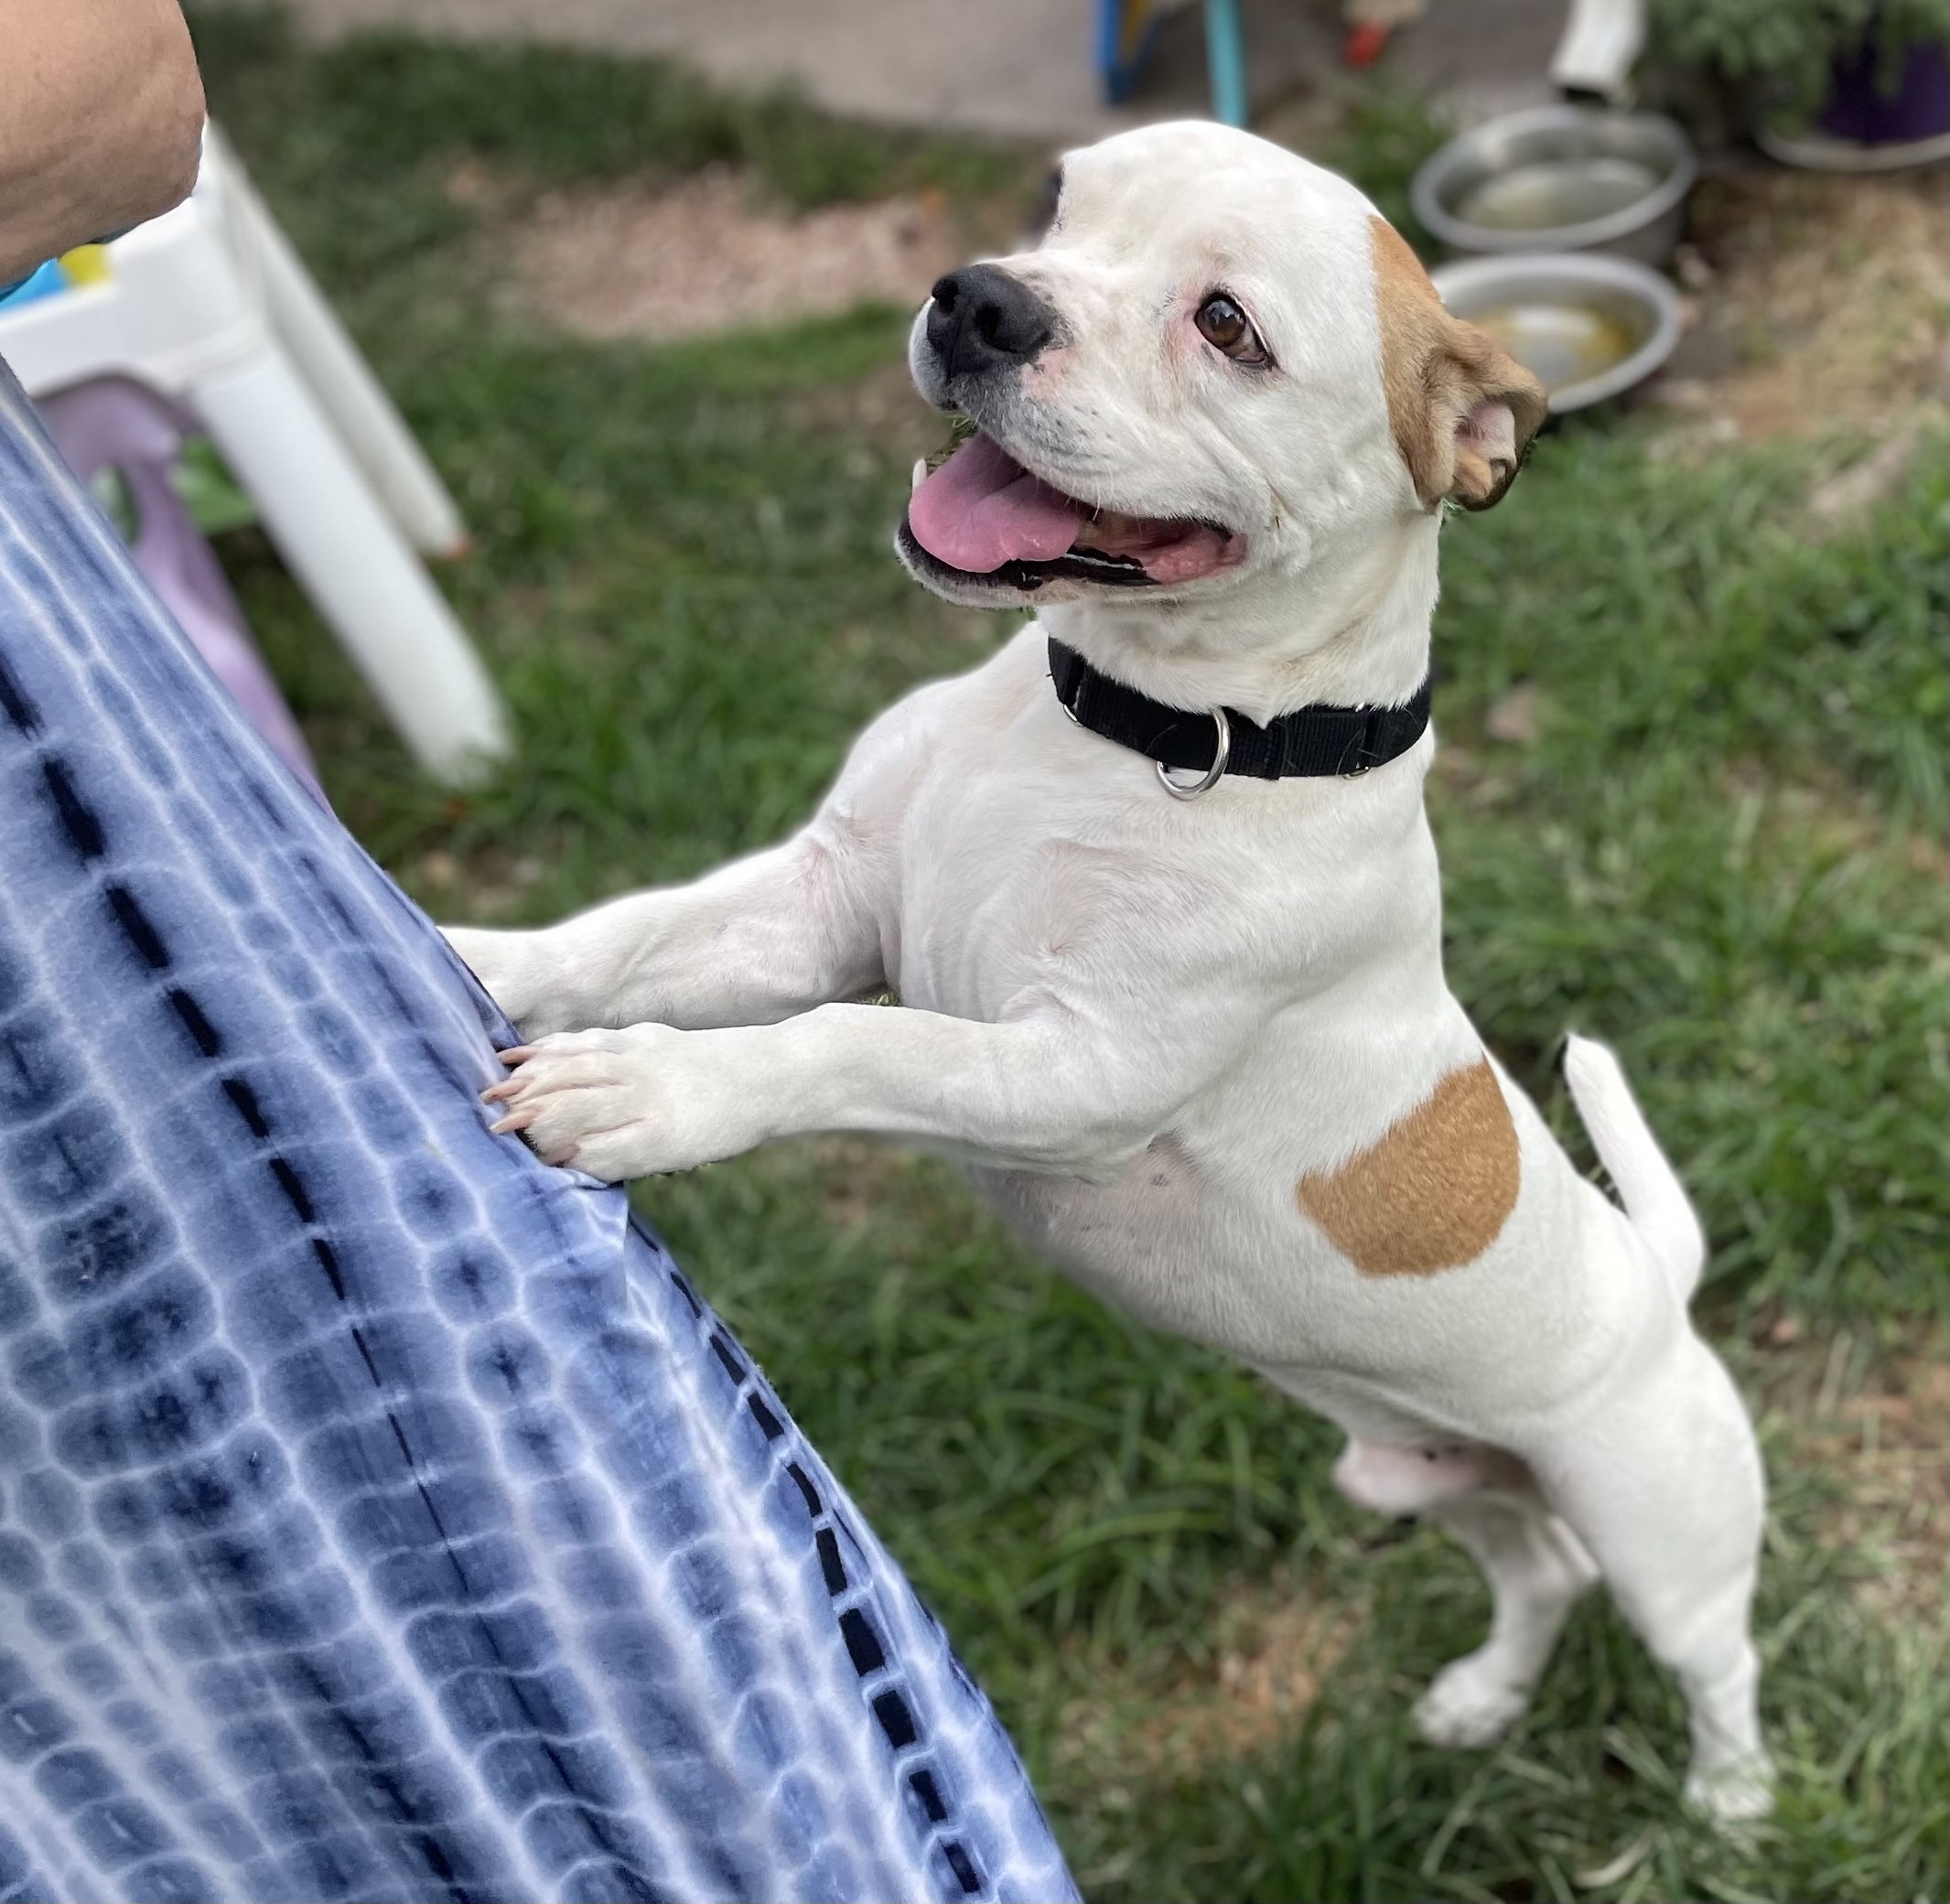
[907,433,1084,573]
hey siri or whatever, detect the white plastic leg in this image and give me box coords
[1550,0,1646,101]
[217,130,471,559]
[190,345,509,783]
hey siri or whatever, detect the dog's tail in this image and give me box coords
[1563,1034,1706,1303]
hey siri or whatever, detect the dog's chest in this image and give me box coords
[878,678,1376,1025]
[895,817,1134,1018]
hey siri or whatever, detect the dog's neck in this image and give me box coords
[1039,513,1439,722]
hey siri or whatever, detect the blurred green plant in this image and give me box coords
[1647,0,1950,123]
[1317,82,1451,253]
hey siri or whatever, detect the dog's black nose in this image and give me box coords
[926,265,1058,380]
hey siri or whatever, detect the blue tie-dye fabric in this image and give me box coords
[0,360,1078,1904]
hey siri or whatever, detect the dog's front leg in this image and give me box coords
[484,1001,1189,1183]
[444,834,881,1040]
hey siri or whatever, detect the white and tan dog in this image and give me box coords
[447,123,1771,1818]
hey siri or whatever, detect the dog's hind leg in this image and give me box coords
[1534,1339,1772,1821]
[1332,1441,1599,1748]
[1413,1488,1601,1747]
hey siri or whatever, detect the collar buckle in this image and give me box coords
[1156,708,1231,801]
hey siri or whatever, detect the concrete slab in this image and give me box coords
[240,0,1568,145]
[242,0,1134,143]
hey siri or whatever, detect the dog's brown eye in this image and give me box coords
[1195,293,1266,363]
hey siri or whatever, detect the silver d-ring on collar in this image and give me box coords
[1156,707,1231,801]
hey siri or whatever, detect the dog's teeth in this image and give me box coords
[911,458,927,496]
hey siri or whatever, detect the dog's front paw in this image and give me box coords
[1412,1653,1534,1748]
[482,1024,757,1181]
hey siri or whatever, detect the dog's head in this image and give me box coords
[898,122,1546,627]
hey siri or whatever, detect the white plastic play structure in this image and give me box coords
[0,125,508,783]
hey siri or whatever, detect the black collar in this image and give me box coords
[1047,637,1432,783]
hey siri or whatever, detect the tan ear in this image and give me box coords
[1369,218,1547,513]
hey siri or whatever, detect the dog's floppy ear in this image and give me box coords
[1369,218,1547,513]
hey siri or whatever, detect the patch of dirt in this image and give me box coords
[509,168,964,342]
[802,1135,917,1232]
[406,844,548,921]
[1813,1367,1949,1628]
[1746,1328,1949,1629]
[1758,772,1950,881]
[1651,167,1949,457]
[1054,1574,1364,1791]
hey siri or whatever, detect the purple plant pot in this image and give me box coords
[1820,35,1950,144]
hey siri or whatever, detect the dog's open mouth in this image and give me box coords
[901,432,1244,591]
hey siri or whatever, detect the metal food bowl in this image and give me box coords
[1411,105,1697,265]
[1429,252,1685,413]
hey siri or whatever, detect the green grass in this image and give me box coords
[186,14,1949,1899]
[191,5,1033,278]
[1433,426,1947,1324]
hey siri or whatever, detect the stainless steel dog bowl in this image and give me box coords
[1411,105,1697,265]
[1429,252,1685,412]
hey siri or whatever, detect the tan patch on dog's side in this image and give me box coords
[1297,1058,1520,1276]
[1368,217,1547,512]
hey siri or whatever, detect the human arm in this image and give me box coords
[0,0,206,285]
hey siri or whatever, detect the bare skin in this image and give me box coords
[0,0,206,285]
